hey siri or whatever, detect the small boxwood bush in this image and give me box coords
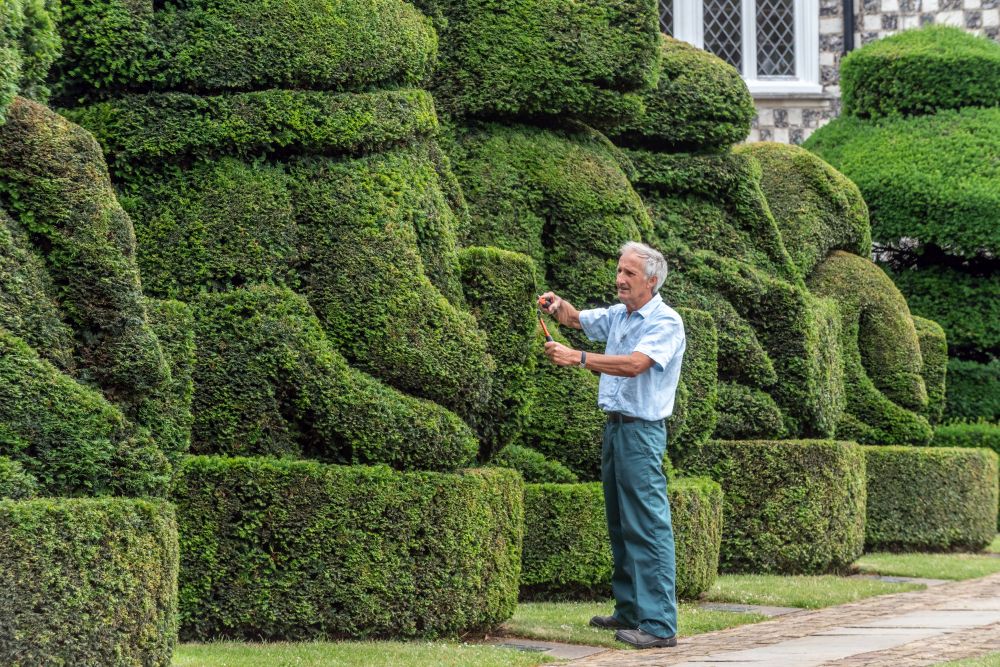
[600,36,755,151]
[841,26,1000,119]
[0,497,178,666]
[863,445,997,551]
[804,107,1000,259]
[945,359,1000,422]
[684,439,866,574]
[173,456,523,640]
[520,477,723,600]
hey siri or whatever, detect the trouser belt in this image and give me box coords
[606,411,663,425]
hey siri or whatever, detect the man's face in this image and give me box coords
[616,251,656,310]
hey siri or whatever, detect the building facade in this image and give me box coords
[660,0,1000,143]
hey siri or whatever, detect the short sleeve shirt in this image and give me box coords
[578,293,686,421]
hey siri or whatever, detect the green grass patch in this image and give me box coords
[704,574,923,609]
[856,552,1000,581]
[988,535,1000,554]
[174,641,556,667]
[503,600,764,649]
[933,652,1000,667]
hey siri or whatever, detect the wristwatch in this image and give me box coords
[579,350,587,368]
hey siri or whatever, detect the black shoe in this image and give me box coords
[589,615,630,629]
[615,628,678,649]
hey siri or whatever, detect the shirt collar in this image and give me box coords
[630,292,662,319]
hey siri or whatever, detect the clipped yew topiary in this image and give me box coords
[840,26,1000,119]
[933,421,1000,458]
[668,307,719,463]
[0,457,37,499]
[174,456,523,640]
[520,477,723,600]
[0,497,178,666]
[600,36,755,151]
[493,445,578,483]
[0,0,60,122]
[684,439,866,574]
[863,446,998,551]
[913,315,948,425]
[945,359,1000,422]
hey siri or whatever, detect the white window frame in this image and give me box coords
[671,0,822,95]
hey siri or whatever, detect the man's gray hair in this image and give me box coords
[620,241,668,293]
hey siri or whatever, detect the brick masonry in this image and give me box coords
[749,0,1000,144]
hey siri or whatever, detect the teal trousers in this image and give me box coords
[602,419,678,638]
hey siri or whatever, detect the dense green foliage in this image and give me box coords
[601,36,754,151]
[933,421,1000,459]
[0,457,37,498]
[840,26,1000,119]
[444,122,651,309]
[913,315,948,425]
[520,477,723,600]
[804,107,1000,260]
[412,0,659,121]
[945,359,1000,422]
[863,446,997,551]
[493,445,578,483]
[52,0,436,100]
[738,142,871,279]
[668,307,719,462]
[190,286,477,471]
[810,251,933,444]
[0,498,178,666]
[712,382,785,441]
[174,456,523,639]
[0,0,60,122]
[684,440,866,574]
[64,89,439,166]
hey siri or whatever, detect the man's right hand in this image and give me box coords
[538,292,562,315]
[538,292,583,330]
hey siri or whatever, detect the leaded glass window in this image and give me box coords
[703,0,743,71]
[756,0,796,76]
[659,0,674,35]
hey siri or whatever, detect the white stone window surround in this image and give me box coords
[671,0,823,95]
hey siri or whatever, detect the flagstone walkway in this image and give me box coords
[575,572,1000,667]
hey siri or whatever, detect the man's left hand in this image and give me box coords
[544,341,581,367]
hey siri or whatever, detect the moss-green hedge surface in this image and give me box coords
[803,107,1000,260]
[737,142,871,280]
[0,497,178,666]
[493,445,578,483]
[520,477,723,600]
[840,26,1000,119]
[863,446,998,551]
[933,421,1000,462]
[190,286,477,471]
[0,457,37,499]
[52,0,436,101]
[684,440,866,574]
[412,0,659,122]
[667,307,719,462]
[600,36,755,152]
[0,0,60,122]
[809,251,933,445]
[945,359,1000,422]
[174,456,522,640]
[913,315,948,426]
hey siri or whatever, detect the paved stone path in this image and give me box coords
[576,572,1000,667]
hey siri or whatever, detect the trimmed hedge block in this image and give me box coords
[173,456,523,640]
[520,477,723,600]
[684,440,866,574]
[933,421,1000,458]
[841,26,1000,119]
[602,36,754,151]
[945,359,1000,422]
[0,497,178,666]
[863,445,998,551]
[804,107,1000,259]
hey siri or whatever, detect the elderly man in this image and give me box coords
[539,241,685,649]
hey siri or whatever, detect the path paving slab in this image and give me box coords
[850,574,950,586]
[575,572,1000,667]
[488,638,608,660]
[697,602,801,617]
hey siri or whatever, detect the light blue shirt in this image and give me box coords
[579,293,686,421]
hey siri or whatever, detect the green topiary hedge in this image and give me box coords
[913,315,948,425]
[173,455,522,640]
[0,457,37,499]
[494,445,578,483]
[713,382,785,440]
[737,142,871,280]
[863,445,997,551]
[803,107,1000,260]
[668,307,718,463]
[520,477,723,600]
[684,439,866,574]
[190,285,478,471]
[0,497,178,666]
[413,0,658,121]
[933,421,1000,458]
[840,26,1000,119]
[809,251,933,444]
[600,36,755,151]
[945,359,1000,422]
[52,0,436,100]
[0,0,60,122]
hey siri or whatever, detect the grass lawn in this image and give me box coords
[855,552,1000,581]
[704,574,923,609]
[933,652,1000,666]
[988,535,1000,554]
[502,599,765,649]
[174,641,557,667]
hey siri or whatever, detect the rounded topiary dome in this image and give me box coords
[841,26,1000,119]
